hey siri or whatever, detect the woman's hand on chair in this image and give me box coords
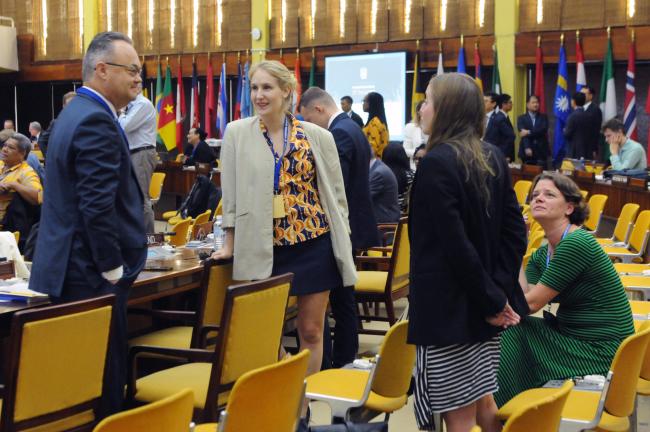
[211,246,233,260]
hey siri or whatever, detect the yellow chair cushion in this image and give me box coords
[631,301,650,316]
[162,211,178,221]
[614,263,650,273]
[135,363,229,409]
[365,392,407,413]
[354,271,388,294]
[129,326,192,351]
[638,377,650,396]
[194,423,218,432]
[0,401,94,432]
[498,388,629,432]
[603,246,636,255]
[306,369,368,401]
[621,276,650,288]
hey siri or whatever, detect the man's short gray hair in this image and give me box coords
[29,121,41,132]
[7,133,32,157]
[299,87,336,111]
[82,32,133,82]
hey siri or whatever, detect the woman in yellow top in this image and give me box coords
[211,61,356,427]
[362,92,389,158]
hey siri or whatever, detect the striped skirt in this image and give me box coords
[413,336,501,431]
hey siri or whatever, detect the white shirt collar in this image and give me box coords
[583,101,591,110]
[327,110,344,128]
[81,86,118,119]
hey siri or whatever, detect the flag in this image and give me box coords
[205,61,215,137]
[216,62,228,138]
[155,61,163,134]
[534,43,546,113]
[141,61,149,100]
[576,38,586,92]
[457,41,466,74]
[474,44,483,92]
[411,51,425,119]
[190,61,200,128]
[599,37,617,125]
[175,61,186,152]
[623,40,637,140]
[437,50,444,75]
[157,65,176,152]
[293,54,302,113]
[552,43,571,165]
[233,61,242,120]
[241,61,252,118]
[308,51,316,87]
[645,84,650,164]
[492,45,501,94]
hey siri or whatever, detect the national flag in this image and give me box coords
[175,60,186,152]
[190,61,200,129]
[233,61,242,120]
[436,50,444,75]
[576,38,586,92]
[205,61,215,137]
[457,39,466,74]
[599,37,617,125]
[623,40,637,140]
[293,53,302,113]
[645,84,650,164]
[216,62,228,138]
[492,45,501,94]
[141,61,149,99]
[534,42,546,113]
[241,61,252,118]
[552,43,571,165]
[155,61,163,134]
[157,65,176,152]
[308,50,316,87]
[411,50,425,120]
[474,44,483,92]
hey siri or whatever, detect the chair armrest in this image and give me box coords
[128,308,197,323]
[354,256,390,265]
[198,325,221,348]
[377,223,397,231]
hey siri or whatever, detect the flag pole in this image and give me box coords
[560,33,564,46]
[537,34,541,47]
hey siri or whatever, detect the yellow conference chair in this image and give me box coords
[194,350,310,432]
[189,209,212,240]
[498,321,650,432]
[129,260,235,355]
[603,210,650,263]
[596,203,640,246]
[501,380,574,432]
[354,217,409,335]
[631,300,650,318]
[582,193,608,234]
[0,295,115,431]
[614,262,650,274]
[305,321,415,422]
[580,189,589,200]
[526,230,544,255]
[637,321,650,409]
[513,180,532,207]
[93,389,194,432]
[167,217,192,247]
[128,273,293,423]
[149,172,166,206]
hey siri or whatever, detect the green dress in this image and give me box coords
[495,229,634,406]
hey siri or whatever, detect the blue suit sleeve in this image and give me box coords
[331,128,353,190]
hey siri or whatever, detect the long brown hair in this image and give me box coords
[425,73,494,203]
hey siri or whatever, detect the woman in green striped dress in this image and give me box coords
[495,172,634,407]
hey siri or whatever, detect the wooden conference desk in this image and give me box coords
[155,161,221,198]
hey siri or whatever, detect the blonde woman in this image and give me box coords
[211,60,356,426]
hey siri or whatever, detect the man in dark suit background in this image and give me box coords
[564,92,593,159]
[483,92,515,161]
[580,85,603,160]
[517,94,549,166]
[300,87,378,368]
[340,95,364,129]
[29,32,147,415]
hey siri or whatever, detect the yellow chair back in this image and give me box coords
[390,218,409,293]
[168,218,192,247]
[580,190,588,200]
[502,380,574,432]
[149,172,166,203]
[513,180,532,206]
[12,231,19,245]
[560,159,574,171]
[2,296,114,430]
[194,209,212,226]
[613,203,640,243]
[93,389,194,432]
[371,320,415,398]
[583,194,608,232]
[523,248,537,269]
[200,262,236,329]
[628,210,650,253]
[526,230,544,255]
[638,320,650,381]
[215,199,223,217]
[218,350,309,432]
[605,321,650,417]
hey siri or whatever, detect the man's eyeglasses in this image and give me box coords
[103,62,142,77]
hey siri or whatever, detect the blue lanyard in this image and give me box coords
[263,117,289,193]
[546,224,572,269]
[76,87,130,149]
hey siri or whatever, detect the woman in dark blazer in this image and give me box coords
[408,73,528,431]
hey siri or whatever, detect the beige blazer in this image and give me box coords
[220,116,357,287]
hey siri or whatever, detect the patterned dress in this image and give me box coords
[363,117,389,159]
[495,229,634,406]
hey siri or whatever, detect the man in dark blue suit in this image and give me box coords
[517,94,549,166]
[484,92,515,161]
[29,32,147,415]
[300,87,378,368]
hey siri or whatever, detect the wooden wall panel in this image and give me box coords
[356,0,389,43]
[180,0,214,53]
[389,0,424,41]
[561,0,605,30]
[423,0,461,38]
[225,0,251,51]
[518,0,562,32]
[1,0,33,35]
[33,0,83,61]
[270,0,300,48]
[604,0,626,27]
[628,0,650,27]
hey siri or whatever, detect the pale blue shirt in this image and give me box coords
[118,94,157,151]
[610,138,647,171]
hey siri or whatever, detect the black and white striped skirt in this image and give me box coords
[413,336,501,431]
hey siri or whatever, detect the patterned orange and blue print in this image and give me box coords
[260,114,330,246]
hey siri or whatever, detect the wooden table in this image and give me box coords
[155,162,221,198]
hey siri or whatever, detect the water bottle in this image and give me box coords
[213,215,224,250]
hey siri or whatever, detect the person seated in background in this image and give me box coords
[517,95,549,166]
[28,121,42,144]
[0,133,43,229]
[413,144,426,169]
[484,92,515,161]
[495,172,634,406]
[369,147,400,224]
[0,129,44,185]
[38,91,76,159]
[402,100,429,169]
[382,142,414,214]
[362,92,389,159]
[3,120,15,131]
[603,118,647,171]
[183,127,216,167]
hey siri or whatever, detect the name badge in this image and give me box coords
[273,194,286,219]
